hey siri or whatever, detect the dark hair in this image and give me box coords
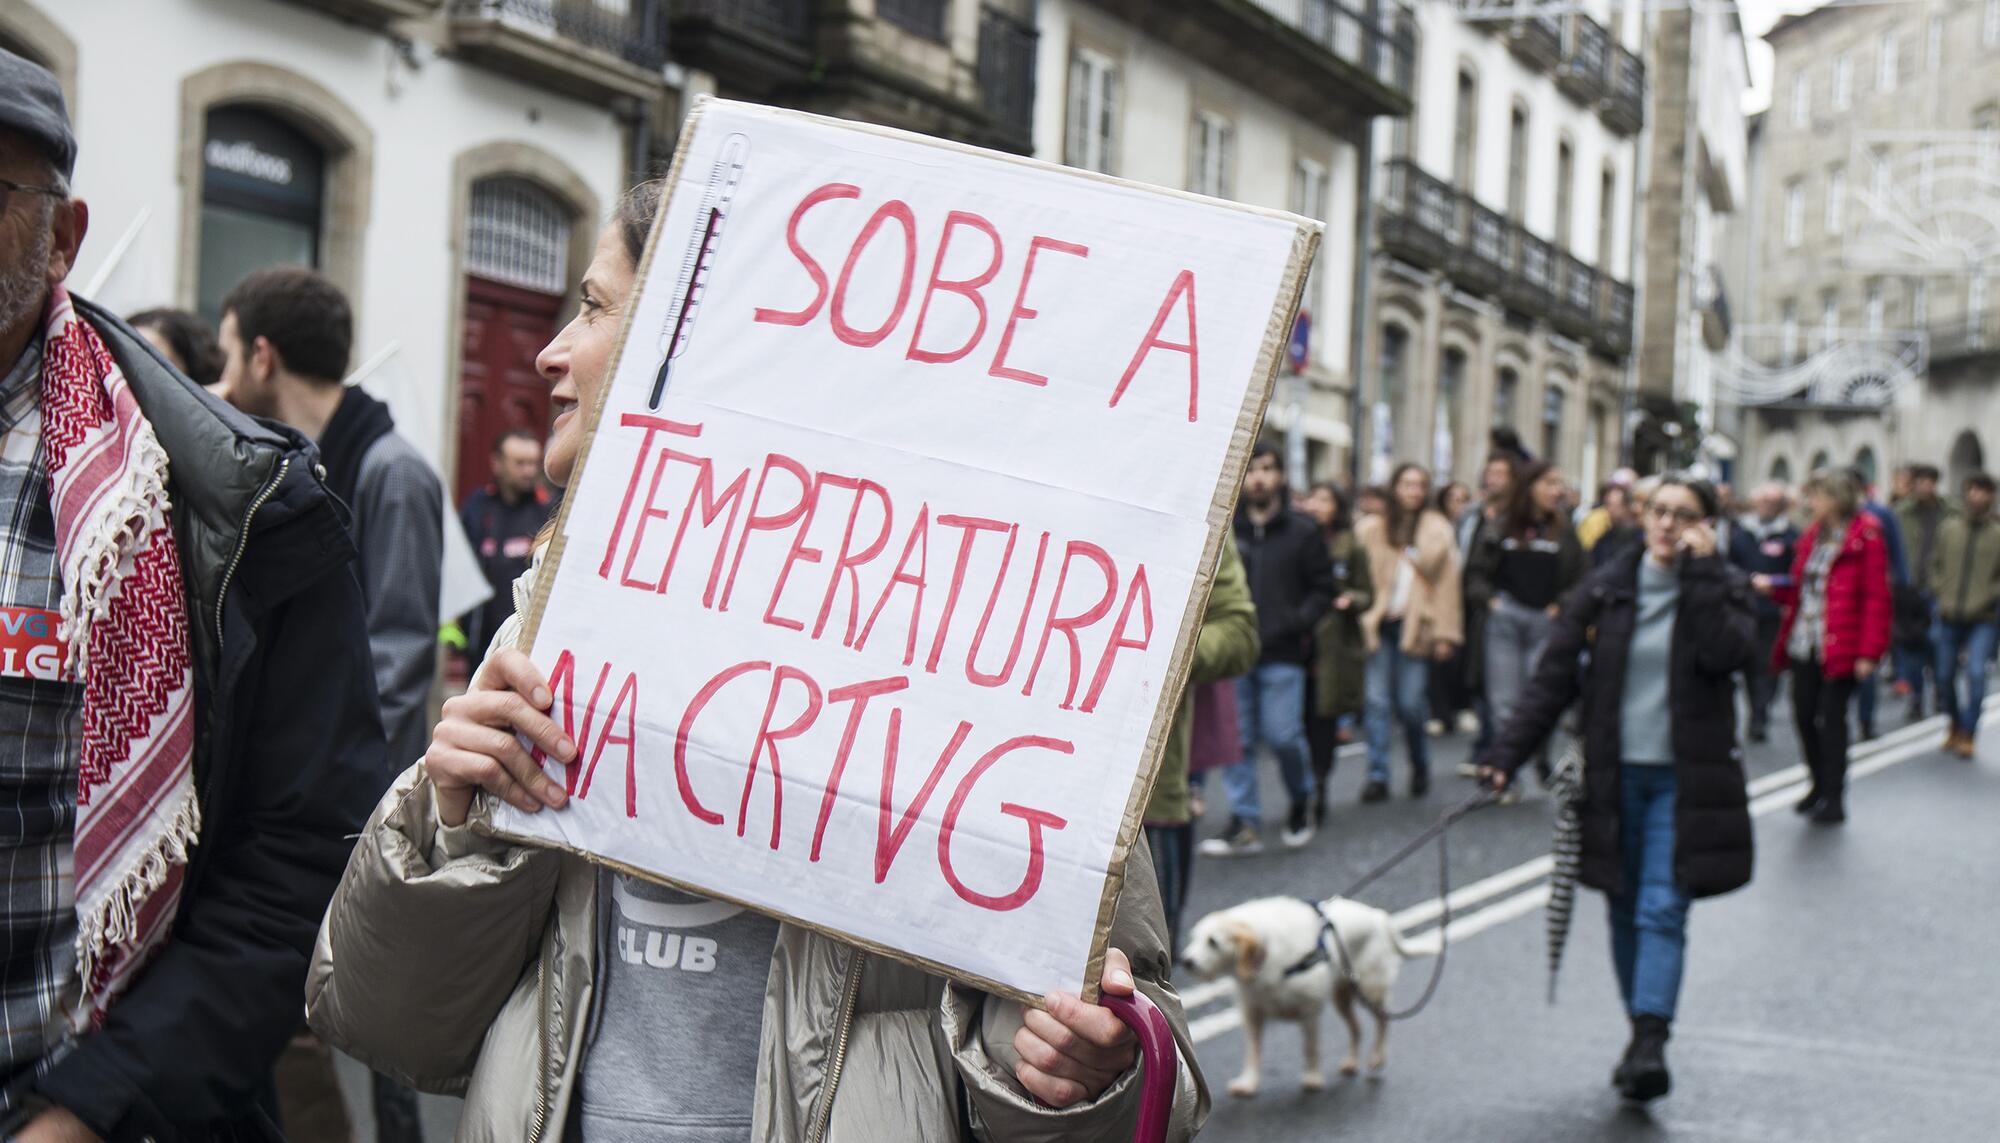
[128,307,223,387]
[1910,463,1942,483]
[616,179,668,268]
[219,267,352,382]
[1598,481,1629,507]
[492,428,541,455]
[1966,471,1996,495]
[1308,479,1351,533]
[1358,484,1389,505]
[1250,438,1283,463]
[1489,426,1531,462]
[1433,480,1470,514]
[1384,461,1433,547]
[1502,459,1567,539]
[1654,471,1721,519]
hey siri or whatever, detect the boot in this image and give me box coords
[1793,788,1823,815]
[1618,1015,1672,1102]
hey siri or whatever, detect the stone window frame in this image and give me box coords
[440,140,602,495]
[0,2,77,115]
[176,62,374,317]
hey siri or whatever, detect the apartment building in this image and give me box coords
[1033,0,1418,480]
[1362,0,1643,489]
[1744,0,2000,490]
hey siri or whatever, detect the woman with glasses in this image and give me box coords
[1478,476,1758,1103]
[1464,459,1586,802]
[1768,467,1893,824]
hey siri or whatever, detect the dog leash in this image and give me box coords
[1312,787,1498,1022]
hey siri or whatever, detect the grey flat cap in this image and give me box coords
[0,47,76,181]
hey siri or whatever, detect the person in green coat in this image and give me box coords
[1302,481,1376,825]
[1144,537,1259,953]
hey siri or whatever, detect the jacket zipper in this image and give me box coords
[807,952,866,1143]
[212,457,290,647]
[530,954,553,1142]
[1956,519,1985,618]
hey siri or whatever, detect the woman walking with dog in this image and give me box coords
[1477,475,1759,1103]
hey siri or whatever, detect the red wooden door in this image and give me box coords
[457,274,564,502]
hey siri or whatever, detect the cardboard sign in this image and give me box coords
[489,98,1317,1003]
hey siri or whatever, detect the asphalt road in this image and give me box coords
[1178,689,2000,1143]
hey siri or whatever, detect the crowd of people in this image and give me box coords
[3,43,1997,1140]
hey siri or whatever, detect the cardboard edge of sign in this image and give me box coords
[501,94,1324,1011]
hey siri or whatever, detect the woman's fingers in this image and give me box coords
[427,746,537,814]
[474,646,553,709]
[436,718,568,809]
[442,690,575,766]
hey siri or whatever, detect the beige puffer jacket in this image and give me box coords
[305,565,1207,1143]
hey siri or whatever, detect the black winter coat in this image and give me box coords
[49,301,385,1141]
[1234,506,1335,665]
[1476,545,1760,899]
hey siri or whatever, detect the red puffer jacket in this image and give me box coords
[1771,511,1893,679]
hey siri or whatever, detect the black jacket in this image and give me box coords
[1727,514,1801,623]
[1462,519,1586,692]
[1476,546,1760,899]
[1233,505,1334,665]
[39,301,384,1141]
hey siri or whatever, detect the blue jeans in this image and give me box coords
[1218,662,1314,822]
[1365,620,1431,783]
[1609,764,1690,1021]
[1935,619,1999,735]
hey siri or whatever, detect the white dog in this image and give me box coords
[1179,896,1440,1097]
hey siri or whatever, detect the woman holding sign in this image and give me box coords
[307,182,1205,1142]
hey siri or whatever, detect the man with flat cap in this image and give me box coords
[0,48,381,1141]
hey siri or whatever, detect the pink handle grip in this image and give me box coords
[1101,990,1176,1143]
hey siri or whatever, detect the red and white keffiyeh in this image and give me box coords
[39,285,199,1027]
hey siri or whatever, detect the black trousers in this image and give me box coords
[1745,614,1784,729]
[1145,822,1195,957]
[1306,712,1343,796]
[1792,658,1856,807]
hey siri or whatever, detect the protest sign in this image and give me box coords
[487,97,1318,1003]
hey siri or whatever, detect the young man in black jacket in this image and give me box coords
[0,52,382,1140]
[1200,442,1334,856]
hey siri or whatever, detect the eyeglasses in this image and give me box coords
[1646,503,1705,527]
[0,177,66,216]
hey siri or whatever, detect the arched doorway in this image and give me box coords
[1949,430,1985,490]
[196,106,327,324]
[1854,445,1878,488]
[1771,455,1793,485]
[1810,449,1831,473]
[455,177,573,500]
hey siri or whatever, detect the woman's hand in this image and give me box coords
[1854,658,1877,681]
[1431,640,1459,663]
[1678,522,1718,559]
[1333,592,1354,611]
[1476,765,1508,792]
[425,647,577,828]
[1013,948,1141,1108]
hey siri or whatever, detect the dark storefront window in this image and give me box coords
[198,107,325,325]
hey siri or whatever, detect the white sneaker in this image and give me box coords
[1425,719,1446,737]
[1456,710,1482,734]
[1197,819,1264,857]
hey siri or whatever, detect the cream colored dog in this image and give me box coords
[1180,896,1440,1097]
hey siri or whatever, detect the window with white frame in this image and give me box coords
[1833,54,1851,110]
[1929,16,1945,70]
[1978,105,2000,170]
[1064,49,1119,175]
[1781,301,1799,365]
[1291,157,1328,319]
[1825,166,1846,233]
[1918,144,1935,205]
[1972,274,1989,329]
[1785,179,1805,247]
[1189,110,1234,198]
[1866,281,1883,332]
[1878,34,1898,92]
[1821,291,1839,349]
[1988,0,2000,47]
[1791,71,1810,128]
[1870,146,1892,204]
[1911,278,1928,326]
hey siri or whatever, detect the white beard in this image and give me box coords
[0,222,53,350]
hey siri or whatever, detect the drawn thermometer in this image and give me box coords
[648,132,750,409]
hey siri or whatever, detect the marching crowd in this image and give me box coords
[3,42,1998,1142]
[1166,426,2000,1101]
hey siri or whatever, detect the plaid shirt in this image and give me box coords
[0,337,82,1098]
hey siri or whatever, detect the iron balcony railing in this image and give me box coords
[1931,314,1998,360]
[1379,158,1459,269]
[1508,9,1563,70]
[1603,41,1645,133]
[671,0,811,45]
[1301,0,1417,99]
[977,4,1037,148]
[1554,250,1600,338]
[1502,228,1557,315]
[1598,278,1635,356]
[1557,14,1609,106]
[454,0,669,68]
[879,0,947,41]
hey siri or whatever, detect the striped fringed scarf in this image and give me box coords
[1545,741,1586,1005]
[39,285,200,1027]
